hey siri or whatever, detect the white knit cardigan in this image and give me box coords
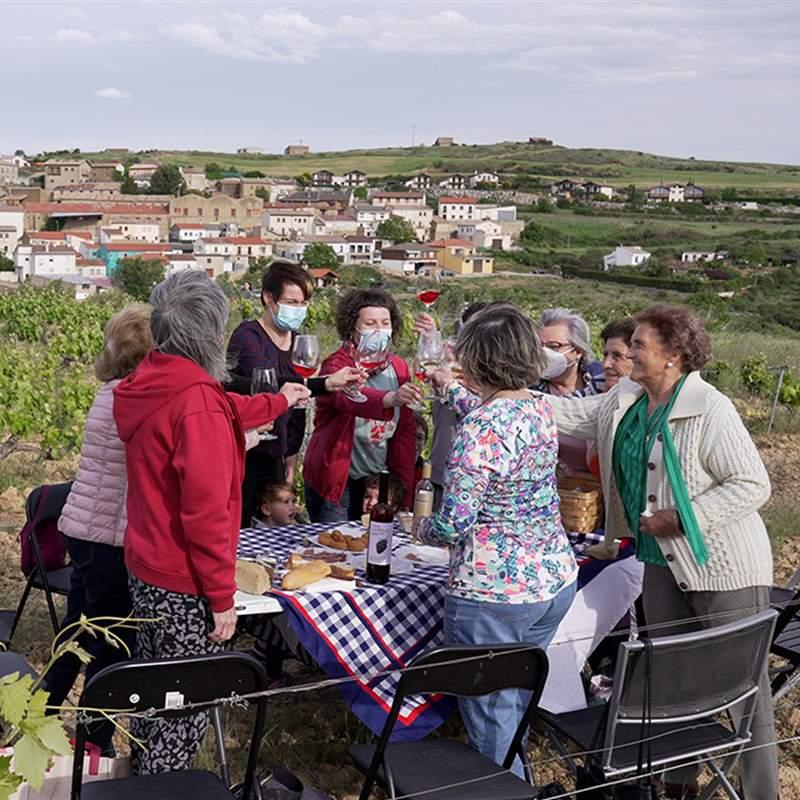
[547,371,774,591]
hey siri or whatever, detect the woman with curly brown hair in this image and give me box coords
[303,288,422,522]
[549,304,777,800]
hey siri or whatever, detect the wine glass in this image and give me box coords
[291,335,320,379]
[416,268,441,310]
[412,330,444,407]
[250,367,279,441]
[347,331,391,403]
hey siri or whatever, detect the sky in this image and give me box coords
[3,0,800,164]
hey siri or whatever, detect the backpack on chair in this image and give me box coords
[19,484,69,577]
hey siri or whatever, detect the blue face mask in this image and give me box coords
[273,303,307,332]
[358,328,392,353]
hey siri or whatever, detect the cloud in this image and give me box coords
[53,28,96,44]
[93,87,131,100]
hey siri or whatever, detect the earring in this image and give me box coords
[666,361,674,368]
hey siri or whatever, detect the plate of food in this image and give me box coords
[306,523,369,553]
[394,543,450,567]
[279,552,357,592]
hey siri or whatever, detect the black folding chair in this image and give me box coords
[540,609,777,800]
[70,651,268,800]
[350,644,549,800]
[770,567,800,699]
[1,482,74,644]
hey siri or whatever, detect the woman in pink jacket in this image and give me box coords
[44,304,153,753]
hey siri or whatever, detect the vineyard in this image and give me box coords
[1,280,800,458]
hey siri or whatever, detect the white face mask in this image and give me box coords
[541,349,569,380]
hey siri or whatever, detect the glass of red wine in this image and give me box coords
[416,287,441,308]
[291,335,320,379]
[250,367,279,441]
[347,331,391,403]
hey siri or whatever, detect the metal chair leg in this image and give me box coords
[8,574,36,642]
[211,705,231,787]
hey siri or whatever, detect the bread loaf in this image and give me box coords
[281,560,331,590]
[330,563,356,581]
[235,559,273,595]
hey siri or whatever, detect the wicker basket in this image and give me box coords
[558,472,604,533]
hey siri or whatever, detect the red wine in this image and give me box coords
[417,290,441,307]
[292,363,317,378]
[414,368,427,382]
[358,359,384,371]
[366,471,393,584]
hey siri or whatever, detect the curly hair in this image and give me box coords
[600,317,636,347]
[335,288,402,343]
[457,303,546,390]
[95,304,153,382]
[634,304,712,372]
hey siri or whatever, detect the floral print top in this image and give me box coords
[418,384,577,604]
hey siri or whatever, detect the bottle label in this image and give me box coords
[368,521,393,566]
[413,489,434,519]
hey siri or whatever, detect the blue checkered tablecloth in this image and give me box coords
[238,522,625,740]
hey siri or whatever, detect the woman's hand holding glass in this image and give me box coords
[324,366,367,393]
[279,381,312,407]
[383,381,424,409]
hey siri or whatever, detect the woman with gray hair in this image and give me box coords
[114,270,309,774]
[537,307,605,473]
[418,303,577,776]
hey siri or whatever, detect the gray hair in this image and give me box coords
[149,271,230,383]
[456,303,546,390]
[537,307,594,361]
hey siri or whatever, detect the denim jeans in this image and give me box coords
[443,583,577,777]
[44,536,133,750]
[305,479,365,523]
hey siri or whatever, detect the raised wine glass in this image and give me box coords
[346,331,391,404]
[250,367,279,441]
[411,330,444,408]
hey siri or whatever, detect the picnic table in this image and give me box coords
[237,522,643,741]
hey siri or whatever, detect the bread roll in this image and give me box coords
[319,530,349,550]
[330,563,356,581]
[281,560,331,590]
[236,559,273,595]
[346,533,368,553]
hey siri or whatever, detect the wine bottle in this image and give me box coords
[413,462,434,538]
[366,471,393,584]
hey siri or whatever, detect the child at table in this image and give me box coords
[361,471,405,517]
[251,481,298,528]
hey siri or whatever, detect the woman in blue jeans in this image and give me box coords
[418,303,577,775]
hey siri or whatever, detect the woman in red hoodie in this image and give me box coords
[303,288,421,522]
[114,271,309,774]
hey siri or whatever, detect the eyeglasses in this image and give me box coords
[543,341,575,353]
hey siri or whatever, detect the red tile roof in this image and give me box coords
[216,237,272,245]
[172,223,209,229]
[103,243,172,252]
[438,197,477,204]
[77,258,105,267]
[309,268,338,278]
[373,191,423,199]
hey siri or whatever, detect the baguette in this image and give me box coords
[281,560,331,590]
[235,559,273,595]
[319,530,350,550]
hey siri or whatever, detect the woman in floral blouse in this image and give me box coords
[418,303,577,775]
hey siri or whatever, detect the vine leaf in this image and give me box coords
[0,755,24,800]
[11,732,52,790]
[0,673,33,727]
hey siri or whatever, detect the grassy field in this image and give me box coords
[77,141,800,192]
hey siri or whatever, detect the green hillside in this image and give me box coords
[79,141,800,193]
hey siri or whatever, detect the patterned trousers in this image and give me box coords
[128,575,223,774]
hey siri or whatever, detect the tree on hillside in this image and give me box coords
[149,164,186,196]
[0,253,13,271]
[205,162,223,180]
[120,173,139,194]
[353,186,368,201]
[302,243,339,269]
[295,173,312,187]
[376,217,416,243]
[241,256,272,290]
[534,198,554,214]
[112,257,165,302]
[255,187,271,202]
[243,170,266,178]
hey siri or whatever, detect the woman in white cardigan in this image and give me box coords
[549,304,777,800]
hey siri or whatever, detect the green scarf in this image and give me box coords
[612,375,709,567]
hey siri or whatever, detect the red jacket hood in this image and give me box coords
[114,351,222,442]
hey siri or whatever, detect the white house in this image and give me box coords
[261,207,316,237]
[438,174,467,190]
[602,245,651,272]
[344,236,377,265]
[128,163,160,189]
[98,220,160,244]
[353,204,391,236]
[0,206,24,256]
[170,222,225,242]
[166,253,200,275]
[313,214,361,237]
[76,257,107,279]
[469,172,500,188]
[681,251,722,263]
[389,205,433,241]
[476,204,518,222]
[438,196,476,221]
[0,158,19,185]
[457,219,512,251]
[16,244,77,281]
[179,168,208,193]
[194,237,272,267]
[379,242,438,276]
[405,174,432,190]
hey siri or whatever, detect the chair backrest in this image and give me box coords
[71,651,269,800]
[600,609,777,771]
[774,587,800,640]
[20,482,72,576]
[359,644,548,798]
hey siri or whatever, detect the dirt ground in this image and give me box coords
[1,439,799,799]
